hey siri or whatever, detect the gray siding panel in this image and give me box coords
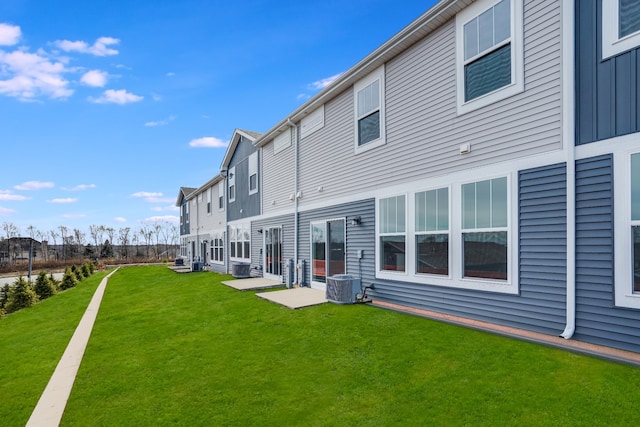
[576,0,640,145]
[370,163,567,335]
[575,155,640,353]
[251,214,296,278]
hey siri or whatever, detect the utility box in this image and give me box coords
[231,262,251,278]
[192,261,203,272]
[284,259,294,288]
[326,275,361,304]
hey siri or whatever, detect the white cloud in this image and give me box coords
[80,70,108,87]
[114,217,127,223]
[166,72,175,77]
[0,190,29,201]
[0,206,16,216]
[62,183,96,191]
[0,49,73,100]
[143,215,179,223]
[188,137,228,148]
[131,191,163,198]
[310,73,342,90]
[48,198,77,204]
[144,115,175,127]
[131,192,173,203]
[62,213,86,219]
[53,36,120,56]
[89,89,143,104]
[14,181,54,191]
[0,23,21,46]
[151,205,179,212]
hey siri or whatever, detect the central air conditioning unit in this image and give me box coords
[326,275,361,304]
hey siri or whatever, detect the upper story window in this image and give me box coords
[218,181,224,210]
[603,0,640,59]
[248,152,258,195]
[456,0,523,115]
[228,166,236,203]
[206,188,212,215]
[354,65,386,154]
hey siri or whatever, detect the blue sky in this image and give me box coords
[0,0,437,238]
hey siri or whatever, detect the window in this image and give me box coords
[274,128,292,154]
[249,152,258,195]
[211,232,224,264]
[461,177,508,280]
[301,105,324,139]
[218,181,224,210]
[603,0,640,59]
[228,167,236,203]
[415,188,449,276]
[456,0,523,114]
[229,224,250,261]
[207,188,211,215]
[379,195,406,272]
[354,65,386,153]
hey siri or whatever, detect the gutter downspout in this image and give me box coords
[287,118,299,284]
[561,0,576,339]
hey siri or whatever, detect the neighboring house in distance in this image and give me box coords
[572,0,640,352]
[220,129,263,277]
[176,186,196,263]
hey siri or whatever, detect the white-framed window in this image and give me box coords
[248,152,258,195]
[273,128,292,155]
[461,177,508,281]
[229,224,250,261]
[301,105,324,139]
[415,187,450,276]
[456,0,523,115]
[218,181,225,210]
[603,0,640,59]
[615,150,640,309]
[185,200,190,223]
[211,231,225,264]
[206,188,212,215]
[228,166,236,203]
[379,195,406,272]
[376,173,516,294]
[354,65,386,154]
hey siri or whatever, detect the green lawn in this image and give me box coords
[3,265,640,426]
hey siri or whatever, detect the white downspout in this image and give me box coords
[561,0,576,339]
[287,118,299,284]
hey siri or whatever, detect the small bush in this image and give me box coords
[0,307,4,318]
[5,276,39,313]
[71,265,83,282]
[0,283,9,310]
[34,271,57,300]
[59,267,77,290]
[48,273,60,290]
[81,263,91,278]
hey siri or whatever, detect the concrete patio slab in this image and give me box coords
[256,287,327,309]
[222,277,283,291]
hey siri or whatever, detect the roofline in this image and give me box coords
[189,174,224,199]
[221,128,261,169]
[254,0,466,147]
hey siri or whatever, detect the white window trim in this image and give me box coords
[415,187,451,279]
[207,188,212,215]
[211,230,225,265]
[603,0,640,60]
[301,105,325,139]
[614,149,640,309]
[218,181,225,211]
[378,195,408,274]
[455,0,524,115]
[229,223,251,262]
[354,65,386,154]
[228,166,236,203]
[248,152,258,195]
[273,128,292,155]
[375,172,518,294]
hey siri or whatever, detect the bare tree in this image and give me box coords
[58,226,69,259]
[118,227,131,259]
[49,229,59,260]
[132,233,140,258]
[159,221,178,259]
[89,224,105,255]
[73,228,86,257]
[139,226,153,258]
[152,222,162,259]
[36,229,48,260]
[2,222,19,264]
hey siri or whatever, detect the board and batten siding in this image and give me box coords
[251,214,296,277]
[295,0,562,209]
[297,199,375,287]
[576,0,640,145]
[575,155,640,353]
[372,163,567,335]
[262,130,296,216]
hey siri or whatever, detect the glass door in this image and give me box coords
[264,227,282,279]
[311,219,345,289]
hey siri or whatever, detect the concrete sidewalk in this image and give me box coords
[26,268,119,427]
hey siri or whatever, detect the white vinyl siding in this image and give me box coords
[301,105,325,139]
[456,0,524,114]
[354,65,386,153]
[603,0,640,59]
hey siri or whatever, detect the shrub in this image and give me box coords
[48,273,60,290]
[81,263,91,278]
[34,271,57,300]
[89,261,96,274]
[0,283,9,310]
[59,267,77,290]
[0,307,4,318]
[5,276,39,313]
[71,265,83,282]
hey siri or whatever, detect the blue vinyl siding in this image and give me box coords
[576,0,640,145]
[369,163,567,335]
[575,154,640,353]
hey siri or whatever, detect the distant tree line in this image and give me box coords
[0,221,178,264]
